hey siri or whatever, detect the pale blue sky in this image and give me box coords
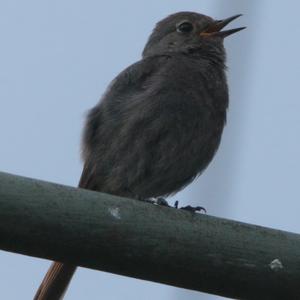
[1,1,300,299]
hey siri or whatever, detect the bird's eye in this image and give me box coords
[176,21,194,33]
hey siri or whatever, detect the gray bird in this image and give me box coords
[34,11,245,300]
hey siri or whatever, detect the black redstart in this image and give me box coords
[34,11,245,300]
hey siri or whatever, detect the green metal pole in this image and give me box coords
[0,171,299,299]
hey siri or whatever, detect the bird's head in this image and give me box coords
[142,12,245,59]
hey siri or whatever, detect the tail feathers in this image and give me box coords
[34,169,90,299]
[33,262,77,300]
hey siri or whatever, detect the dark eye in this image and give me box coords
[176,21,194,33]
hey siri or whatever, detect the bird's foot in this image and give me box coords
[174,200,206,213]
[155,197,170,206]
[141,197,170,207]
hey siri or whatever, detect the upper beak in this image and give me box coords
[200,14,246,38]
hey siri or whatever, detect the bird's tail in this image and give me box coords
[33,262,77,300]
[33,167,93,300]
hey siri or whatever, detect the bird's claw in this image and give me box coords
[142,197,170,207]
[174,200,206,213]
[155,197,170,206]
[180,205,206,213]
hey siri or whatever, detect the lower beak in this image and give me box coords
[200,14,246,38]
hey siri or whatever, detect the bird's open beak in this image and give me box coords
[200,14,246,38]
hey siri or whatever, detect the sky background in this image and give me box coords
[1,1,300,299]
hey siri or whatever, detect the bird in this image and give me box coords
[33,11,245,300]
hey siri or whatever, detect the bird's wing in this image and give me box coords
[79,55,170,194]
